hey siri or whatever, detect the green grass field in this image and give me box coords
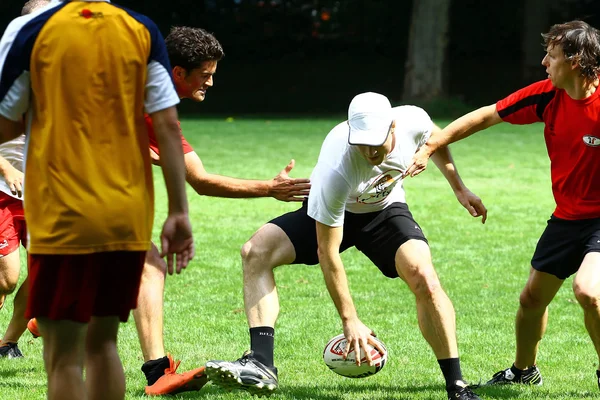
[0,117,597,400]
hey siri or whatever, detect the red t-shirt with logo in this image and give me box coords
[496,79,600,220]
[145,114,194,155]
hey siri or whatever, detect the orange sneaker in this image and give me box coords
[144,354,208,396]
[27,318,41,338]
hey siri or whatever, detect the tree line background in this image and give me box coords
[0,0,599,115]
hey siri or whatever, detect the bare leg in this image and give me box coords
[0,249,20,302]
[1,276,29,344]
[85,316,124,400]
[394,240,457,359]
[133,244,166,361]
[38,318,87,400]
[242,224,296,328]
[514,268,563,369]
[572,252,600,369]
[205,224,297,393]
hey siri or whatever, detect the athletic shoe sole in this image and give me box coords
[206,362,277,397]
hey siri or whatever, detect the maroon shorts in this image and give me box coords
[26,251,146,323]
[0,191,26,257]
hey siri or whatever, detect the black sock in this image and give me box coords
[250,326,275,368]
[141,356,170,386]
[438,358,464,391]
[596,370,600,388]
[510,363,525,377]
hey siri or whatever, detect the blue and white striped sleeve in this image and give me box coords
[0,16,35,121]
[143,20,179,114]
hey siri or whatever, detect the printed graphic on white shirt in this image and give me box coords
[356,169,403,205]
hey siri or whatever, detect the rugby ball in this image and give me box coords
[323,333,387,378]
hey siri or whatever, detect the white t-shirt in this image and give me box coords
[0,134,24,199]
[307,105,432,227]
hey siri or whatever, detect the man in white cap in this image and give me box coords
[206,92,487,400]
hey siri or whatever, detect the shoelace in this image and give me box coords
[494,370,508,378]
[164,354,182,375]
[237,355,250,366]
[453,387,478,399]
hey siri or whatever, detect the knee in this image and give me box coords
[240,239,272,273]
[142,248,167,280]
[240,239,266,265]
[0,260,19,295]
[406,266,443,299]
[519,287,548,310]
[86,339,117,356]
[573,284,600,310]
[0,276,17,295]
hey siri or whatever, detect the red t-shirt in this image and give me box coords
[145,114,194,155]
[496,79,600,220]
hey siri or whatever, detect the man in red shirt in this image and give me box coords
[139,26,309,396]
[406,20,600,389]
[10,24,309,396]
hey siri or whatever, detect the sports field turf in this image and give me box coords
[0,117,597,399]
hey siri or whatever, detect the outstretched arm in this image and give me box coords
[406,104,502,177]
[316,221,386,364]
[184,152,310,202]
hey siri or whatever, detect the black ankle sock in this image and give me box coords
[438,358,464,391]
[141,356,170,386]
[510,364,525,377]
[250,326,275,368]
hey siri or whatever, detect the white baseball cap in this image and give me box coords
[347,92,394,146]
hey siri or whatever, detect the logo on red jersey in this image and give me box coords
[583,135,600,147]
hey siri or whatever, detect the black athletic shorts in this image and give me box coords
[531,215,600,280]
[269,201,428,278]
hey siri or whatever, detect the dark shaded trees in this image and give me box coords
[403,0,451,101]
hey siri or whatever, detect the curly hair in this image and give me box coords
[22,0,49,15]
[542,20,600,80]
[165,26,224,72]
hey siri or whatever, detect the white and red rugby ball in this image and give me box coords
[323,333,387,378]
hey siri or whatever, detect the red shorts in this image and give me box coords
[26,251,145,323]
[0,191,26,257]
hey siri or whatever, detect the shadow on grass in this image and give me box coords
[166,382,523,400]
[0,365,37,378]
[475,384,600,399]
[278,383,520,400]
[134,381,598,400]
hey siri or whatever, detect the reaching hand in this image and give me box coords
[404,145,432,178]
[269,159,311,202]
[1,164,23,198]
[455,188,487,224]
[342,318,386,366]
[149,148,161,166]
[160,212,195,274]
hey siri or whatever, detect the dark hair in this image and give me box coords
[542,20,600,80]
[22,0,49,15]
[165,26,224,71]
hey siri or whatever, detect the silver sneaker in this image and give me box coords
[206,350,278,397]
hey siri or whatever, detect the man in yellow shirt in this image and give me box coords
[0,1,194,399]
